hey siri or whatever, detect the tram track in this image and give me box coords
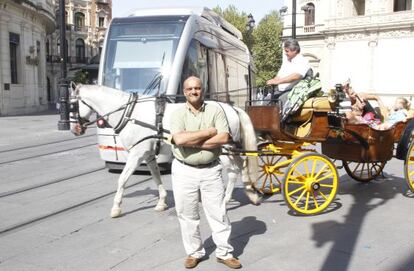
[0,143,97,165]
[0,176,153,236]
[0,134,96,154]
[0,166,106,198]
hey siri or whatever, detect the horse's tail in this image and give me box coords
[234,107,258,187]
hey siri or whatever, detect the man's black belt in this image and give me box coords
[176,159,219,169]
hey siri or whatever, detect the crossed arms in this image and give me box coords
[172,127,229,150]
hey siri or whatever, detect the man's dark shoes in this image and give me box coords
[216,257,242,269]
[184,256,200,269]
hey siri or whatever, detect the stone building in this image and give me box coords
[46,0,112,107]
[282,0,414,105]
[0,0,55,115]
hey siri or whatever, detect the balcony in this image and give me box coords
[55,24,89,33]
[96,0,109,4]
[324,10,414,33]
[303,25,315,33]
[47,55,89,64]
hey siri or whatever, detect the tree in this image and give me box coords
[253,11,283,86]
[212,6,283,86]
[73,69,89,84]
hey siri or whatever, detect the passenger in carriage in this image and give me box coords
[342,83,385,126]
[170,76,242,269]
[266,38,311,105]
[376,97,411,130]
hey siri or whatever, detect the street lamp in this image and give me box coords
[245,13,255,103]
[245,13,255,52]
[57,0,70,130]
[279,1,310,39]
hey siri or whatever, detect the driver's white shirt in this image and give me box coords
[277,53,310,91]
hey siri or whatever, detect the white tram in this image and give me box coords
[96,7,255,170]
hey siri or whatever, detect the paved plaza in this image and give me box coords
[0,111,413,271]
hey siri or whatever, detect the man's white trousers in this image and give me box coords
[171,159,234,260]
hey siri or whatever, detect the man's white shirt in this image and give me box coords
[277,54,310,91]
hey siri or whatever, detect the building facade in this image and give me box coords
[0,0,55,115]
[282,0,414,105]
[46,0,112,107]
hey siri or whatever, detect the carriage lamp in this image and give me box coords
[97,118,107,128]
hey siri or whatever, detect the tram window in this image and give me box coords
[180,40,208,97]
[216,53,229,103]
[207,50,218,99]
[225,56,249,108]
[102,21,184,94]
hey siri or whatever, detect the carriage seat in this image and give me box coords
[289,97,334,122]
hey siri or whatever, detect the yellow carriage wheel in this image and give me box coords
[283,153,338,215]
[405,140,414,192]
[254,154,289,194]
[343,161,386,182]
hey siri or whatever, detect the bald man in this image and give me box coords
[170,76,242,269]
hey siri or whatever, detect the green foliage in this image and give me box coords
[73,69,89,84]
[212,6,283,87]
[252,11,283,86]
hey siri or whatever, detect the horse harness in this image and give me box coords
[70,90,170,154]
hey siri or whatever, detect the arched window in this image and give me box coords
[74,12,85,31]
[304,3,315,26]
[303,3,315,33]
[75,38,85,63]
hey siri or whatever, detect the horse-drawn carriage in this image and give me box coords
[244,86,414,215]
[69,81,414,217]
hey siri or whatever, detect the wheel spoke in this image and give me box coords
[258,171,266,179]
[304,192,310,211]
[269,175,275,191]
[294,189,307,205]
[311,159,317,178]
[289,180,306,184]
[261,174,269,191]
[293,169,306,179]
[314,164,329,179]
[353,162,361,174]
[316,173,334,183]
[359,163,366,178]
[312,191,319,208]
[288,184,306,197]
[318,190,329,200]
[303,160,310,177]
[320,183,334,188]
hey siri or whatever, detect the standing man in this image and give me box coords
[170,76,241,269]
[266,38,311,104]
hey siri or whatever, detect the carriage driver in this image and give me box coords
[266,38,311,105]
[170,76,242,269]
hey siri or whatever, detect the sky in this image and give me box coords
[112,0,284,23]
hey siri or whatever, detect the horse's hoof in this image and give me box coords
[154,202,168,212]
[110,207,122,218]
[245,190,261,205]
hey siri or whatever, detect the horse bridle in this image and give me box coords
[69,84,171,152]
[69,92,96,128]
[69,85,138,130]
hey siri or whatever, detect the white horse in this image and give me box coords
[70,84,260,218]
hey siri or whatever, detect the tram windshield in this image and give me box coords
[102,19,185,94]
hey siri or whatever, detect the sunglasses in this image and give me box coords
[184,86,202,91]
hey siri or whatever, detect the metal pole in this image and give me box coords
[57,0,70,130]
[292,0,296,39]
